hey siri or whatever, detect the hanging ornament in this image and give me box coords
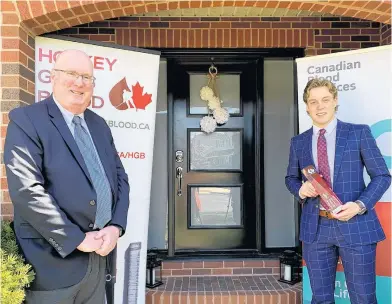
[207,96,221,110]
[200,116,217,133]
[213,107,229,125]
[198,61,229,133]
[200,86,214,101]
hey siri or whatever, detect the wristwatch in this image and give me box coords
[355,200,367,215]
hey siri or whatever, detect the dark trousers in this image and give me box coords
[303,217,377,304]
[25,253,107,304]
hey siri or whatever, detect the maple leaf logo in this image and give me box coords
[109,79,153,111]
[132,82,152,110]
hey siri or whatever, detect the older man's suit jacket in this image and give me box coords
[285,120,391,245]
[4,96,130,291]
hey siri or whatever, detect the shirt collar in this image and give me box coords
[52,94,85,125]
[312,117,337,136]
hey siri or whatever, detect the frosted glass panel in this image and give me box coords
[189,74,240,114]
[190,131,241,170]
[190,187,242,227]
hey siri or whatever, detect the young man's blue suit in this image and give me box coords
[286,120,391,304]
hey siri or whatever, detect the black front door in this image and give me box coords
[168,57,261,253]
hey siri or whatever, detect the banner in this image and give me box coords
[35,35,160,304]
[296,45,392,304]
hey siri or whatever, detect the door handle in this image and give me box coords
[176,167,183,196]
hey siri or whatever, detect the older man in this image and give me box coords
[5,49,130,304]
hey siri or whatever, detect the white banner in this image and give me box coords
[35,36,160,304]
[296,45,392,202]
[297,46,392,304]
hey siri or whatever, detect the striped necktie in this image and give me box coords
[73,116,112,229]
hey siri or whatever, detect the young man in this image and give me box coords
[285,79,391,304]
[5,49,130,303]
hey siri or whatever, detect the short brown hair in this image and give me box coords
[303,78,338,103]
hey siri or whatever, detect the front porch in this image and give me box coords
[146,259,302,303]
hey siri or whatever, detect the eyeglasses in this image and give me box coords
[54,69,96,85]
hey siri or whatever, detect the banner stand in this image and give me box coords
[35,35,161,304]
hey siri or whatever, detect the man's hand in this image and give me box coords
[77,231,104,252]
[299,181,318,199]
[94,226,121,257]
[333,202,361,221]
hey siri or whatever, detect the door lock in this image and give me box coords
[175,150,184,163]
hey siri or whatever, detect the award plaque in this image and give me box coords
[302,165,343,214]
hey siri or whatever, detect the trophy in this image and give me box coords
[302,165,343,214]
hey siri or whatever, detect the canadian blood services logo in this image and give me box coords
[109,77,152,111]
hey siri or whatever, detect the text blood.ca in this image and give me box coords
[106,120,150,130]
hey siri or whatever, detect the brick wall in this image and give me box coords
[381,24,392,45]
[1,21,36,220]
[54,16,385,56]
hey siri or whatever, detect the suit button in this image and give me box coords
[89,223,94,228]
[90,200,96,206]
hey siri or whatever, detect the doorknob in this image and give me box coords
[176,167,183,196]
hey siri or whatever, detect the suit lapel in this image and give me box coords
[47,97,93,185]
[333,120,350,186]
[303,128,315,168]
[84,110,115,193]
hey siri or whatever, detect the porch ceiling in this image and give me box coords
[135,7,337,17]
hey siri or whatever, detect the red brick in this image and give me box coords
[183,261,203,269]
[188,29,195,48]
[244,28,251,47]
[16,1,32,20]
[341,42,361,48]
[223,261,243,268]
[1,177,8,190]
[230,29,236,48]
[171,269,192,276]
[3,191,11,203]
[223,29,230,48]
[272,29,279,46]
[216,29,223,47]
[331,36,351,42]
[1,203,13,215]
[192,269,211,275]
[311,22,331,29]
[2,113,10,124]
[264,260,280,267]
[138,29,145,46]
[251,22,271,28]
[293,29,300,47]
[317,49,331,55]
[1,1,16,12]
[3,13,19,24]
[181,29,188,48]
[341,29,360,35]
[174,29,181,47]
[244,260,264,267]
[212,268,232,275]
[211,22,229,28]
[163,262,183,269]
[170,22,190,28]
[272,22,291,28]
